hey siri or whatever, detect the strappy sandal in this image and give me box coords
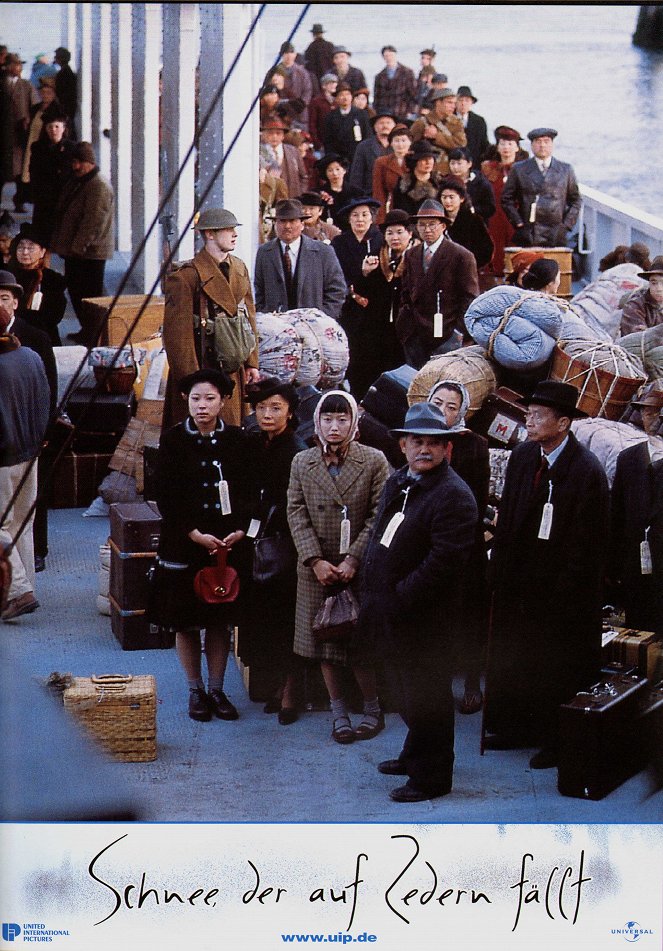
[354,711,385,740]
[459,688,483,715]
[331,716,355,744]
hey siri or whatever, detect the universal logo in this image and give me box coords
[612,921,655,942]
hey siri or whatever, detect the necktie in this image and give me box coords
[532,454,549,490]
[423,246,434,272]
[283,244,295,308]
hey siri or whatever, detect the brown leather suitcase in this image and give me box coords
[602,627,662,679]
[109,501,161,553]
[558,672,648,800]
[467,386,528,448]
[109,597,174,651]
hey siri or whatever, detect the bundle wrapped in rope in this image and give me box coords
[255,312,302,384]
[407,345,496,418]
[555,297,608,344]
[290,308,349,389]
[570,263,648,341]
[550,339,647,420]
[286,313,323,386]
[571,417,654,487]
[464,285,563,370]
[619,323,663,382]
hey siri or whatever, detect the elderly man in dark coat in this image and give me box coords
[361,402,477,802]
[484,381,610,770]
[501,127,581,248]
[396,199,478,369]
[254,198,346,318]
[304,24,335,81]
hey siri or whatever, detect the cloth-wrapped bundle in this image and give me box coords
[54,345,96,403]
[571,263,648,341]
[407,344,496,418]
[290,308,349,390]
[488,447,511,502]
[88,346,146,369]
[550,339,647,420]
[556,299,607,344]
[464,286,563,370]
[287,313,323,386]
[255,312,302,383]
[619,323,663,382]
[571,417,654,487]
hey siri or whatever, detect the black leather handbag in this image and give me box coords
[252,506,297,584]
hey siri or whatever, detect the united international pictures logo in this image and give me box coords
[2,924,21,941]
[2,922,71,942]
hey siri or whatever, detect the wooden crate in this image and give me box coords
[504,246,573,299]
[83,295,165,346]
[63,674,157,761]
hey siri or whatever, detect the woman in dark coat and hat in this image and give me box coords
[438,175,494,270]
[392,140,444,217]
[28,104,75,246]
[9,221,67,346]
[315,152,361,227]
[331,197,384,398]
[240,377,307,724]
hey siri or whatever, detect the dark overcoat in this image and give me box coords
[446,204,494,269]
[12,264,67,347]
[610,441,659,629]
[462,111,489,167]
[323,107,372,163]
[396,236,479,351]
[348,135,389,196]
[29,137,76,244]
[485,433,610,742]
[501,156,581,248]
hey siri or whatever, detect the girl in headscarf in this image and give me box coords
[428,379,490,714]
[287,391,389,743]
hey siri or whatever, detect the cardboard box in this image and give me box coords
[49,451,112,509]
[109,419,161,491]
[82,295,165,346]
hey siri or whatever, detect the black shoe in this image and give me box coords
[378,758,407,776]
[188,687,212,722]
[529,748,558,770]
[263,697,281,714]
[389,783,451,803]
[34,556,46,573]
[209,689,239,721]
[278,706,299,725]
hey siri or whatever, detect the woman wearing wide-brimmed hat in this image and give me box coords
[331,197,384,398]
[620,256,663,336]
[481,125,529,278]
[392,140,444,217]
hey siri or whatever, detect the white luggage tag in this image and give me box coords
[247,519,261,539]
[537,482,553,540]
[381,486,411,548]
[353,121,362,142]
[529,199,538,223]
[30,290,43,310]
[339,505,351,555]
[433,290,443,338]
[640,528,652,575]
[213,461,232,515]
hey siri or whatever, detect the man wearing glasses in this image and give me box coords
[395,199,478,369]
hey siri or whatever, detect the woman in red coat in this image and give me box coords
[372,125,413,224]
[481,125,528,279]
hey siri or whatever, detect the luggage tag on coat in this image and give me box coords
[30,290,43,310]
[529,199,538,223]
[339,505,351,555]
[433,291,443,338]
[247,519,261,538]
[213,461,232,515]
[380,486,411,548]
[537,482,553,540]
[640,528,652,575]
[353,121,362,142]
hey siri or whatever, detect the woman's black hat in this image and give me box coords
[316,153,349,174]
[246,376,300,410]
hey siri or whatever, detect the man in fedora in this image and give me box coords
[162,208,259,430]
[501,127,581,247]
[484,380,610,770]
[260,116,308,198]
[409,88,466,175]
[304,24,335,81]
[373,45,417,123]
[253,198,346,318]
[348,110,396,195]
[329,46,367,95]
[610,384,663,630]
[620,256,663,335]
[455,85,488,168]
[396,198,478,368]
[360,402,477,802]
[0,270,50,621]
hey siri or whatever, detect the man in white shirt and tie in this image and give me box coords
[501,127,581,248]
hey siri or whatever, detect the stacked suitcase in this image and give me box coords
[108,501,174,650]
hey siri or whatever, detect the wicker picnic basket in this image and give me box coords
[407,345,497,418]
[550,340,647,420]
[63,673,157,762]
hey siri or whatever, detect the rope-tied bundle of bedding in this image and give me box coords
[464,285,564,370]
[552,339,647,418]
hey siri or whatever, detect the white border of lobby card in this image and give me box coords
[1,823,662,949]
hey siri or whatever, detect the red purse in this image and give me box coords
[193,548,240,604]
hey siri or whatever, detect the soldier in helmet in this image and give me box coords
[162,208,260,429]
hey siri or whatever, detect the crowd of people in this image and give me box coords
[1,30,663,805]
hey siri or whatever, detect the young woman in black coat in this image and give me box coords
[152,368,253,723]
[331,197,384,399]
[439,175,494,270]
[240,377,307,725]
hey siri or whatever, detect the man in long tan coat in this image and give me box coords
[162,208,260,430]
